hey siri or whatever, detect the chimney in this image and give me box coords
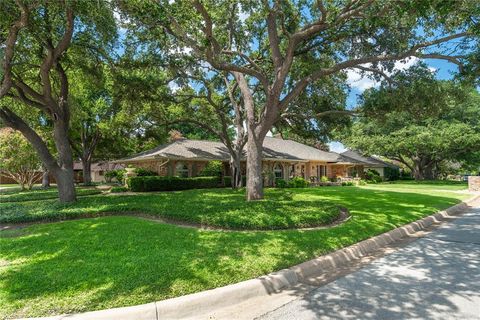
[168,129,184,142]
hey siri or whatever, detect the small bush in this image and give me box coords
[365,169,380,180]
[199,161,223,177]
[127,176,222,192]
[134,168,158,176]
[110,186,128,193]
[341,181,355,186]
[359,179,368,186]
[105,169,125,183]
[384,166,400,181]
[275,178,288,188]
[320,176,329,183]
[288,177,310,188]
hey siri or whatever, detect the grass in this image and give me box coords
[0,189,341,229]
[363,179,468,192]
[0,183,472,318]
[0,187,102,203]
[0,184,18,189]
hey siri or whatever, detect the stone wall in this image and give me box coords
[468,176,480,192]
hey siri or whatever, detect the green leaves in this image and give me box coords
[344,67,480,173]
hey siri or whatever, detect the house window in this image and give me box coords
[273,163,283,179]
[99,170,104,176]
[175,162,189,178]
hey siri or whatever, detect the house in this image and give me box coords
[341,150,399,178]
[73,162,124,183]
[113,137,372,185]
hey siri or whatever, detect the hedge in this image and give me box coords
[127,176,222,192]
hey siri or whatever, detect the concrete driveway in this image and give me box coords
[257,206,480,320]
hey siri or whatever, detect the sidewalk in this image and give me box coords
[257,204,480,319]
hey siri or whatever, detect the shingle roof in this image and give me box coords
[116,137,358,164]
[341,150,398,168]
[118,139,232,162]
[262,137,342,162]
[73,162,124,171]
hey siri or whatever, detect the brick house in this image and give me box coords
[113,137,376,185]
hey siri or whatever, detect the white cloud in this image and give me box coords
[238,3,249,23]
[329,141,347,153]
[168,81,180,92]
[346,69,379,91]
[346,57,435,92]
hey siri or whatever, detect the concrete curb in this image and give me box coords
[23,194,480,320]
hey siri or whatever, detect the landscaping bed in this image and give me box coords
[0,184,470,318]
[0,188,342,230]
[0,187,102,203]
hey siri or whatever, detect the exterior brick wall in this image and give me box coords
[469,176,480,192]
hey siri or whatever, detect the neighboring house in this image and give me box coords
[341,150,399,178]
[113,137,371,185]
[1,161,124,185]
[73,162,124,183]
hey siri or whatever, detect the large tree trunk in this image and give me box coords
[54,167,76,201]
[412,156,436,181]
[52,120,76,202]
[424,164,435,180]
[246,132,264,200]
[82,158,92,186]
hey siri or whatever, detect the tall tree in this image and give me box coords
[69,64,115,186]
[343,65,480,180]
[0,1,116,201]
[167,70,248,188]
[121,0,479,200]
[113,48,248,188]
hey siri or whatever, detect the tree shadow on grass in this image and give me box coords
[0,188,467,318]
[262,223,480,319]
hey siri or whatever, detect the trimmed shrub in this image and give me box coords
[127,176,222,192]
[341,181,355,186]
[288,177,310,188]
[365,169,383,183]
[105,169,125,183]
[110,186,128,193]
[134,168,158,176]
[275,178,288,188]
[320,176,329,183]
[359,179,368,186]
[199,161,223,177]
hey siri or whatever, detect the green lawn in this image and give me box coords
[0,187,102,203]
[0,189,341,229]
[0,184,472,318]
[364,180,468,191]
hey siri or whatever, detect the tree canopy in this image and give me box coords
[1,0,479,201]
[344,64,480,180]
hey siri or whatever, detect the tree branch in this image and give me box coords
[0,0,29,98]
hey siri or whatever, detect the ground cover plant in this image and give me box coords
[0,183,471,318]
[0,187,102,203]
[0,188,341,230]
